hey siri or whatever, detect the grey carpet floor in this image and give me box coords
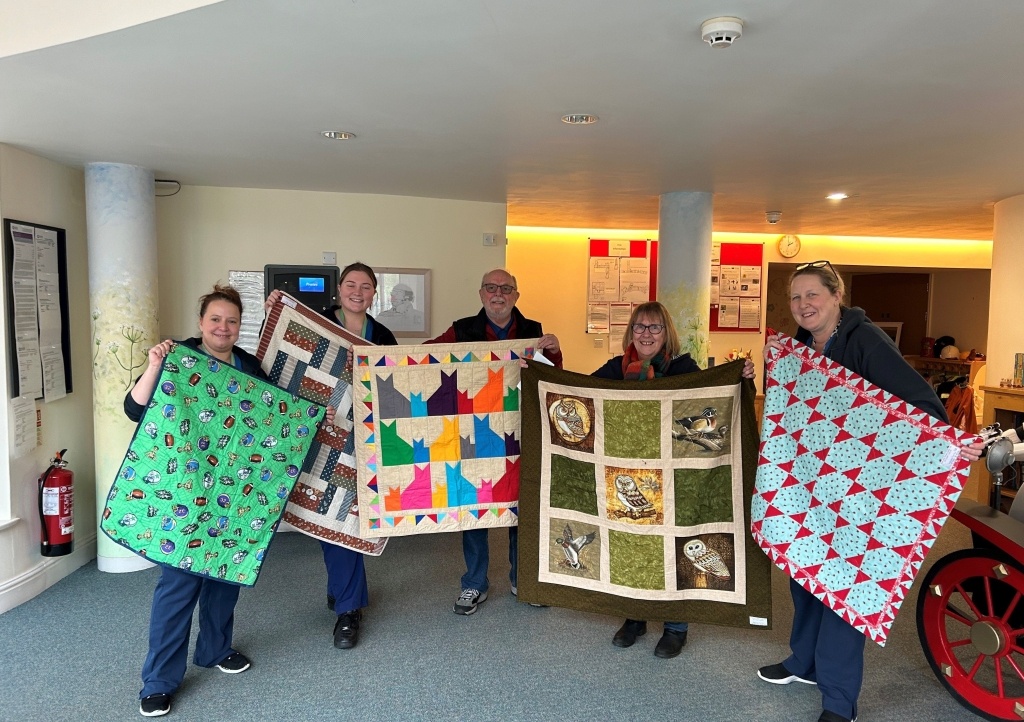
[0,522,983,722]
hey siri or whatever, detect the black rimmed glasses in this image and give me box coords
[481,283,517,295]
[631,323,665,335]
[795,259,839,280]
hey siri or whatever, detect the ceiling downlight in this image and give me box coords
[561,114,599,125]
[321,131,356,140]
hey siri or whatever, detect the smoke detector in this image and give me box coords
[701,17,743,48]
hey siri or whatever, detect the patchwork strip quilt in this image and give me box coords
[257,294,387,555]
[753,334,978,645]
[517,360,771,628]
[101,344,323,586]
[354,339,538,537]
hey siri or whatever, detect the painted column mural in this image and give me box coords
[85,163,158,572]
[658,192,713,368]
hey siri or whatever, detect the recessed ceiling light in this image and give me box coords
[321,131,356,140]
[826,192,849,201]
[561,114,599,125]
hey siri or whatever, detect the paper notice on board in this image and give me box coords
[11,223,43,397]
[587,303,610,333]
[718,300,739,328]
[588,257,619,302]
[36,227,66,401]
[10,395,37,458]
[619,257,650,302]
[720,265,741,295]
[739,298,761,329]
[609,325,627,353]
[608,240,630,257]
[740,265,761,297]
[610,303,633,325]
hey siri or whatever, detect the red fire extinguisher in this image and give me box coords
[38,449,74,557]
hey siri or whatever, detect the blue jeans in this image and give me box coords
[461,527,517,592]
[140,566,239,697]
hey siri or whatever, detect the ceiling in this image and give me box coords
[1,0,1022,239]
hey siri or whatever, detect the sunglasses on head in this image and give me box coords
[795,259,839,279]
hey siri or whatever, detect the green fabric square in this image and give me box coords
[674,466,734,526]
[550,454,598,515]
[609,529,664,590]
[603,400,661,458]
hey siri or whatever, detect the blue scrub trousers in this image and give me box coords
[140,566,239,698]
[322,541,368,613]
[784,578,865,719]
[461,526,517,592]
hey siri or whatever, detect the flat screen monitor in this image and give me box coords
[264,264,339,314]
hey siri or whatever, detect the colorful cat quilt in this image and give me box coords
[354,339,538,537]
[101,344,323,585]
[257,293,387,555]
[753,333,978,645]
[517,360,771,628]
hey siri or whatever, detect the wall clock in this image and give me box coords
[777,234,801,258]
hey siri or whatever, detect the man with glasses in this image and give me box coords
[427,268,563,615]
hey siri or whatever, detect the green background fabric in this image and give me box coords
[100,345,323,586]
[550,454,598,515]
[674,466,734,526]
[603,399,661,458]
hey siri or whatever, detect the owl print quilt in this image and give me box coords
[258,293,387,555]
[101,344,324,586]
[517,360,771,629]
[354,339,538,538]
[753,334,979,645]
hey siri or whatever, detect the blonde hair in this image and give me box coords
[622,302,680,357]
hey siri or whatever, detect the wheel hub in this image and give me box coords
[970,619,1007,656]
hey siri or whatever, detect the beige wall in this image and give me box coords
[0,144,95,613]
[929,270,990,355]
[155,186,507,341]
[509,227,992,378]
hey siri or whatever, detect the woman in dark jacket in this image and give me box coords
[594,301,753,658]
[127,285,262,718]
[758,261,982,722]
[266,261,396,651]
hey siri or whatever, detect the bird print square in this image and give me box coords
[548,517,601,581]
[604,466,664,525]
[546,393,596,453]
[671,397,734,457]
[675,533,736,592]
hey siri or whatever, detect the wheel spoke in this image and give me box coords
[968,653,987,680]
[943,605,975,627]
[949,637,974,648]
[984,577,995,617]
[955,583,985,619]
[995,656,1005,698]
[1001,591,1023,624]
[1005,653,1024,684]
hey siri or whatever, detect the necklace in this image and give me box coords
[814,317,842,351]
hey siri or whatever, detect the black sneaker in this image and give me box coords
[757,662,815,685]
[654,629,687,658]
[215,651,251,674]
[139,693,171,717]
[333,610,361,649]
[612,619,647,648]
[818,712,856,722]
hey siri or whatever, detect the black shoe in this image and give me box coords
[139,693,171,717]
[333,610,361,649]
[215,651,251,673]
[757,662,816,685]
[612,619,647,648]
[327,594,335,611]
[654,629,687,658]
[818,712,856,722]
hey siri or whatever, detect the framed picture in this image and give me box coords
[875,321,903,348]
[370,267,431,338]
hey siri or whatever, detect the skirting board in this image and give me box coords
[0,534,97,615]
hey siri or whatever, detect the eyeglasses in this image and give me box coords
[795,259,839,280]
[631,323,665,335]
[481,283,517,295]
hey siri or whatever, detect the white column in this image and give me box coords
[658,192,713,367]
[85,163,158,572]
[987,195,1024,384]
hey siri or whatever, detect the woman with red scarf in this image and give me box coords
[592,301,700,658]
[593,301,753,658]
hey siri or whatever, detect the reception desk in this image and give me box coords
[965,385,1024,504]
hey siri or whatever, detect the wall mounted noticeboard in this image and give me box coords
[3,219,72,400]
[710,242,763,332]
[587,239,658,352]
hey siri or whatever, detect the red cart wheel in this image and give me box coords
[918,548,1024,721]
